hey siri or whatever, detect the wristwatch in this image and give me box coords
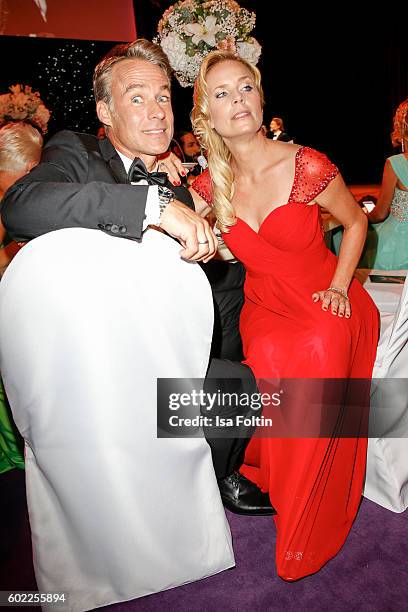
[157,185,175,226]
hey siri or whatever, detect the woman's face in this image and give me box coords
[206,59,262,141]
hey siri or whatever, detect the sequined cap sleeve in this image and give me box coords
[288,146,339,204]
[190,169,213,206]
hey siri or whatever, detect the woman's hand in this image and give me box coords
[156,151,188,186]
[312,288,351,318]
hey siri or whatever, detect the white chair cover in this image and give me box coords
[0,228,234,611]
[364,274,408,512]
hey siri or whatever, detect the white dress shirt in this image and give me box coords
[117,150,162,229]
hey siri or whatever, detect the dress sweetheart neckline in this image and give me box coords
[237,200,316,235]
[235,146,308,235]
[237,201,290,234]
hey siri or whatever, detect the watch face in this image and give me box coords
[158,185,175,206]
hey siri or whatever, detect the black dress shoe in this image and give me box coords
[218,471,276,516]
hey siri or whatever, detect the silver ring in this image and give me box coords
[198,240,209,245]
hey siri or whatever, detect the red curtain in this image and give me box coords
[0,0,136,41]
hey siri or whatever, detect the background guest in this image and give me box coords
[96,124,106,139]
[361,98,408,268]
[0,121,43,274]
[178,129,201,161]
[0,120,44,475]
[175,129,204,184]
[334,99,408,269]
[266,116,293,142]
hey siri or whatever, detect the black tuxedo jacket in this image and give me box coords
[1,130,195,242]
[266,130,293,142]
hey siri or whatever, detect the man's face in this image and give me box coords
[97,58,174,169]
[180,132,201,159]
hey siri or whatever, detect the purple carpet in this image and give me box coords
[1,469,407,611]
[105,499,408,612]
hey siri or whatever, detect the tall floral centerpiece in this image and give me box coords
[155,0,261,87]
[0,84,50,134]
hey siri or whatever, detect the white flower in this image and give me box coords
[184,16,220,47]
[236,39,262,65]
[156,0,262,87]
[161,33,189,72]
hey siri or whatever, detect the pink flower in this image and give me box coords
[217,37,237,53]
[0,84,50,133]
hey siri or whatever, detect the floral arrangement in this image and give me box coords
[156,0,261,87]
[0,84,50,134]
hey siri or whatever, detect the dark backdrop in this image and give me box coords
[1,2,406,184]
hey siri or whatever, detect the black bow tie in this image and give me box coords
[128,158,168,186]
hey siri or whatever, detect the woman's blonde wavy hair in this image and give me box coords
[191,51,264,232]
[391,98,408,151]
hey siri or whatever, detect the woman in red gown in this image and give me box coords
[190,51,379,581]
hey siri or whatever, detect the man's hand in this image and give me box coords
[159,199,217,262]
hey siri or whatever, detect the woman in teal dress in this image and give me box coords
[0,121,43,473]
[360,152,408,269]
[335,99,408,270]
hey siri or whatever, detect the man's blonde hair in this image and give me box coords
[0,122,43,173]
[93,39,173,109]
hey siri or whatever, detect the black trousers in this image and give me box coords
[200,259,260,479]
[204,358,259,480]
[200,259,245,362]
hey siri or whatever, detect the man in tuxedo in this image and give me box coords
[2,39,273,516]
[176,129,203,182]
[266,116,294,142]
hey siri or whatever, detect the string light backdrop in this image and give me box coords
[0,37,116,136]
[36,41,100,133]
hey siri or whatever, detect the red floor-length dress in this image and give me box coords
[192,146,379,580]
